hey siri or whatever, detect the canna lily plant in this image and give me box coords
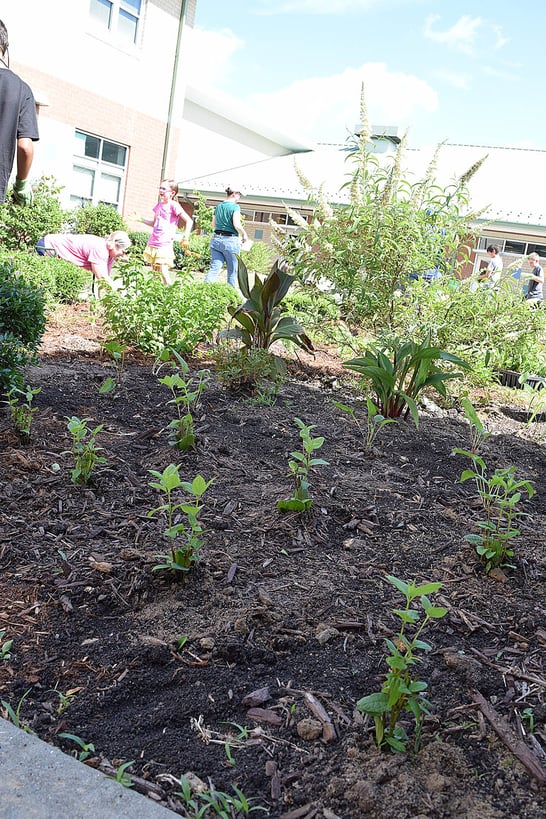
[227,258,314,353]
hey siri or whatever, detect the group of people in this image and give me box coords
[476,244,543,306]
[0,17,247,293]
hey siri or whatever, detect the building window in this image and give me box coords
[71,130,128,210]
[254,229,264,240]
[503,240,526,255]
[526,242,546,257]
[89,0,142,45]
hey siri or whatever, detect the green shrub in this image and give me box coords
[0,176,65,250]
[127,231,149,262]
[240,241,274,275]
[282,285,341,333]
[68,203,126,236]
[0,250,90,304]
[101,269,238,355]
[173,233,211,274]
[0,262,46,390]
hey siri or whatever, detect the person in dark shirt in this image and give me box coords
[0,18,39,204]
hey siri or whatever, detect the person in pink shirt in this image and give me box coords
[137,179,193,285]
[36,231,131,296]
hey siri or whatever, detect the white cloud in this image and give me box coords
[248,64,438,142]
[424,14,482,54]
[433,70,470,90]
[492,25,509,50]
[185,27,244,88]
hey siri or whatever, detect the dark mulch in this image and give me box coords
[1,304,545,818]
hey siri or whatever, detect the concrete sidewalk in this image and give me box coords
[0,718,177,818]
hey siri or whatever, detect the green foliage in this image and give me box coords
[0,249,90,304]
[148,465,213,575]
[460,398,490,454]
[3,384,41,442]
[214,343,284,398]
[191,190,214,235]
[175,775,267,818]
[101,267,238,355]
[228,258,313,353]
[0,262,46,391]
[68,202,127,236]
[455,449,534,573]
[108,761,135,788]
[58,733,96,762]
[127,230,150,261]
[281,284,341,340]
[0,629,13,660]
[344,333,470,427]
[334,397,396,451]
[278,417,329,512]
[173,232,211,273]
[99,340,128,393]
[356,576,447,753]
[65,416,106,484]
[276,111,483,327]
[240,240,274,275]
[155,349,209,450]
[1,689,32,730]
[392,277,546,381]
[0,176,65,250]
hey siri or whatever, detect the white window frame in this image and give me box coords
[71,130,129,212]
[88,0,144,48]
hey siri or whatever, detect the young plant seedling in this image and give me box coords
[1,689,32,730]
[175,776,267,817]
[0,629,13,660]
[278,417,328,512]
[99,339,128,394]
[108,760,135,788]
[454,449,535,573]
[148,464,213,575]
[3,384,41,442]
[58,732,96,762]
[356,575,447,753]
[64,416,106,484]
[334,397,396,451]
[460,397,490,454]
[156,349,209,450]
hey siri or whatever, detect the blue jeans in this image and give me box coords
[206,234,240,288]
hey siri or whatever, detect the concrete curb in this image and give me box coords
[0,718,177,818]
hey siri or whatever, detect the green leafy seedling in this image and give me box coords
[58,732,96,762]
[0,629,13,660]
[3,384,41,441]
[1,689,32,730]
[278,417,328,512]
[148,465,213,575]
[334,397,396,451]
[356,576,447,753]
[109,760,135,788]
[64,416,106,484]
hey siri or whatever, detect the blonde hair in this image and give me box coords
[162,179,179,196]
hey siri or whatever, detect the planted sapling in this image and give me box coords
[278,417,328,512]
[334,397,396,451]
[356,575,447,753]
[148,464,213,575]
[3,384,41,442]
[65,416,106,484]
[99,339,128,394]
[156,349,209,450]
[454,448,534,573]
[460,397,490,454]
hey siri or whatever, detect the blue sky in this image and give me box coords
[187,1,541,150]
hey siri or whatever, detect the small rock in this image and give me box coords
[242,686,271,707]
[296,718,323,740]
[199,637,215,651]
[316,627,340,645]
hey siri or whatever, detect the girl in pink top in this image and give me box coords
[139,179,193,285]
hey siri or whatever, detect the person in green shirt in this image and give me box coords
[205,186,248,288]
